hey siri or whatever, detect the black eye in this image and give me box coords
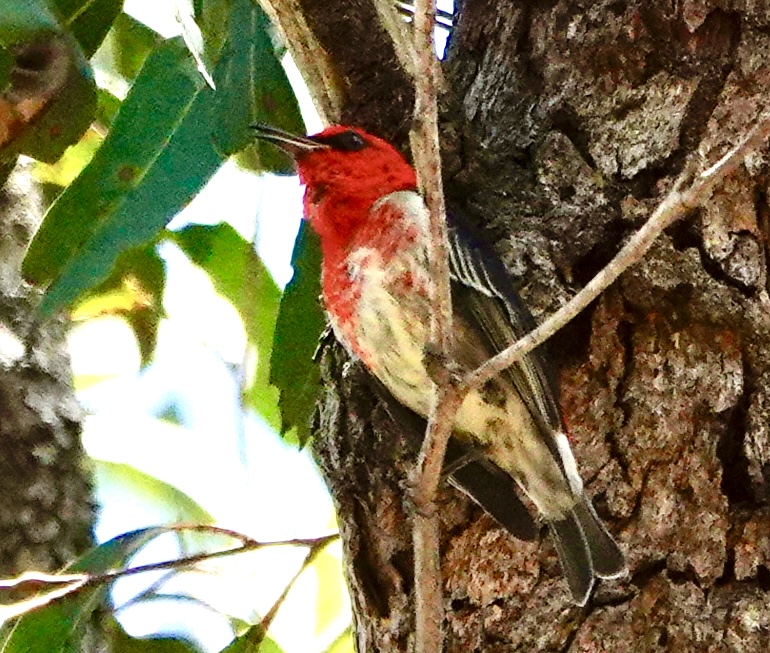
[315,130,367,152]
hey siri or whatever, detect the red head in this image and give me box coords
[253,125,417,255]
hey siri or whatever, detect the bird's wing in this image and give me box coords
[445,216,564,456]
[363,361,539,541]
[447,453,539,540]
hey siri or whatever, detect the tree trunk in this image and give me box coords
[0,166,99,644]
[268,1,770,649]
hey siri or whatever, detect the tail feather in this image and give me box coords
[550,495,627,605]
[550,510,594,606]
[572,497,627,580]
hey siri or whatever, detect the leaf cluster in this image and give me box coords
[0,0,340,649]
[1,0,324,444]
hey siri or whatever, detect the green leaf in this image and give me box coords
[23,37,213,312]
[0,527,167,653]
[54,0,124,57]
[176,0,232,88]
[73,245,166,366]
[195,0,231,68]
[93,12,163,84]
[0,46,14,88]
[219,626,284,653]
[0,3,97,163]
[0,33,97,163]
[0,0,60,43]
[270,222,325,445]
[211,0,303,165]
[228,5,304,175]
[24,0,304,316]
[31,126,101,187]
[13,41,97,163]
[93,461,214,525]
[95,87,122,128]
[170,224,281,430]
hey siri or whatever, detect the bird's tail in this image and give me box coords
[549,494,627,606]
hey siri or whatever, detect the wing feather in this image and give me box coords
[446,217,564,459]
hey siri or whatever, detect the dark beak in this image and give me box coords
[250,124,329,158]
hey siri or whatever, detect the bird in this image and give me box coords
[252,123,627,605]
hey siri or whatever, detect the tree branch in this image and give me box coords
[410,4,451,350]
[0,526,339,622]
[463,112,770,393]
[258,535,331,634]
[409,1,453,652]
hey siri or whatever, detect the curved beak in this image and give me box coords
[250,124,329,158]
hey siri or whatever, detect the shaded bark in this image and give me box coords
[269,1,770,649]
[0,167,98,644]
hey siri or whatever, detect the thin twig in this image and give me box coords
[258,536,330,634]
[112,568,179,613]
[411,385,465,653]
[410,1,453,652]
[411,4,451,350]
[82,532,339,586]
[169,523,339,549]
[395,1,454,27]
[223,539,331,649]
[463,113,770,393]
[0,527,339,622]
[0,576,87,621]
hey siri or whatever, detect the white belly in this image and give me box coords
[342,249,575,518]
[350,248,435,416]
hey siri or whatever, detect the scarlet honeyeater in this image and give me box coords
[253,124,627,605]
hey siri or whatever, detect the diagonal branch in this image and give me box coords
[0,527,339,622]
[258,535,331,634]
[463,113,770,393]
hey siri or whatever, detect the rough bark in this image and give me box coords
[0,167,99,643]
[269,1,770,650]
